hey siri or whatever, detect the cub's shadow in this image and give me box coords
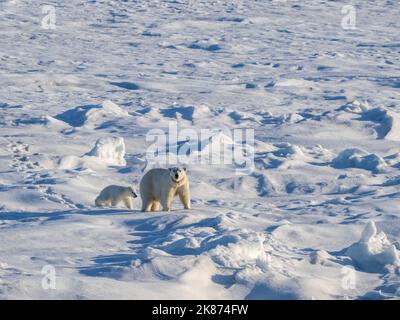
[0,208,133,222]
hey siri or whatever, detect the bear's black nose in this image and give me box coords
[175,174,179,179]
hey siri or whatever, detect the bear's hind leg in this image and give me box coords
[151,201,160,212]
[95,197,103,207]
[161,192,173,212]
[111,199,119,207]
[141,199,153,212]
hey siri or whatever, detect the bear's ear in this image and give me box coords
[183,167,186,172]
[168,168,173,172]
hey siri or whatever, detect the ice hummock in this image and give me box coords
[346,221,400,273]
[84,136,126,166]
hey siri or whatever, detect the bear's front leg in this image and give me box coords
[178,186,191,210]
[123,197,133,210]
[178,191,191,209]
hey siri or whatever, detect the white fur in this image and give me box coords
[95,185,137,209]
[140,167,191,212]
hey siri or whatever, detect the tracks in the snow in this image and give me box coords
[6,139,82,210]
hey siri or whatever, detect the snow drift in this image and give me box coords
[342,101,400,141]
[359,107,400,141]
[56,100,130,128]
[332,148,386,172]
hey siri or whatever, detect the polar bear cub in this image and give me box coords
[140,167,191,212]
[95,185,137,209]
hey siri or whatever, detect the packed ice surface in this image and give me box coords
[1,0,400,299]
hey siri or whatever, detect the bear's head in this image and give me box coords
[129,187,138,198]
[169,166,186,183]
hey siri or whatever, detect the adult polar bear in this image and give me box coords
[140,167,191,212]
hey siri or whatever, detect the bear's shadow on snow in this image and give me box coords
[78,216,171,279]
[79,214,235,281]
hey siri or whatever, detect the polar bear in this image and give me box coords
[140,167,191,212]
[95,185,137,209]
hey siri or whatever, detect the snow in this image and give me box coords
[0,0,400,300]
